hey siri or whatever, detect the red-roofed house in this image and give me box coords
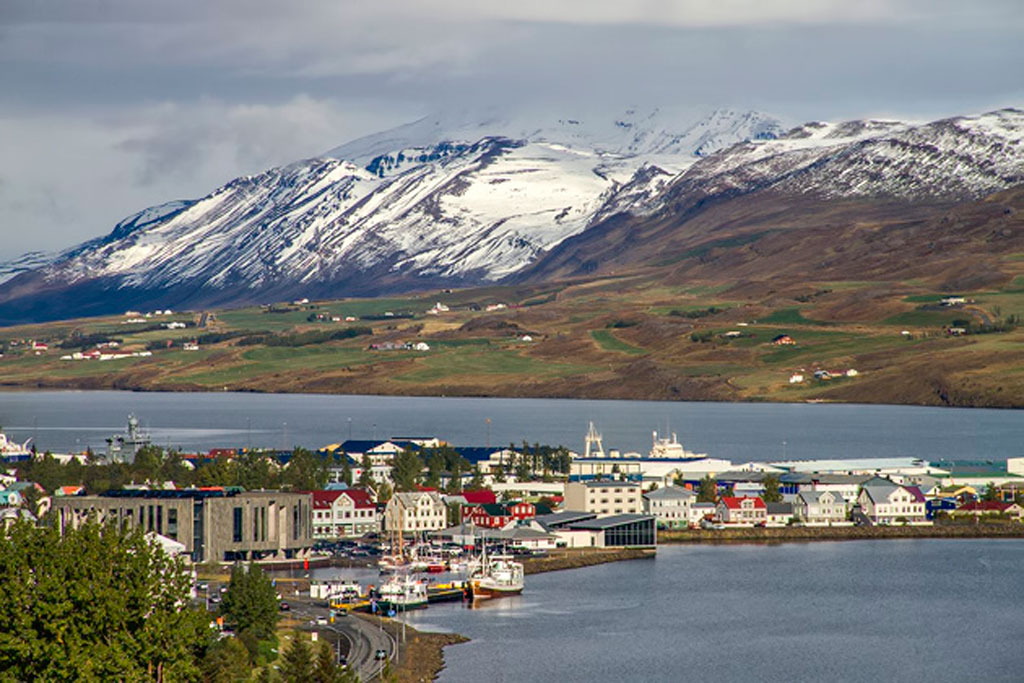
[463,501,537,528]
[461,490,497,506]
[952,500,1024,520]
[715,496,767,525]
[311,489,379,539]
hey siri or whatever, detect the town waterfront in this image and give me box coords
[397,540,1024,682]
[1,390,1021,462]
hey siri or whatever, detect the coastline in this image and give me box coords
[658,523,1024,544]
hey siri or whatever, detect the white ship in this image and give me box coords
[0,428,32,461]
[377,574,428,610]
[470,554,524,600]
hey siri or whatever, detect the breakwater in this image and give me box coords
[521,547,656,575]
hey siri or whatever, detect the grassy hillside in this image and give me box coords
[1,269,1022,407]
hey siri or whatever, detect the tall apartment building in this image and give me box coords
[564,481,642,516]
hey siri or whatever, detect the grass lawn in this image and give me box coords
[590,330,647,355]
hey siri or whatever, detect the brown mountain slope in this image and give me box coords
[515,186,1024,290]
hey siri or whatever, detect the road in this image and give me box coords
[288,593,397,680]
[199,580,397,680]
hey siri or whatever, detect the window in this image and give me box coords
[233,507,243,543]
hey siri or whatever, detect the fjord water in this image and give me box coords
[0,390,1021,461]
[402,541,1024,682]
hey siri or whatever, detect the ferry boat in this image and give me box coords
[377,574,428,611]
[0,429,32,463]
[470,554,524,600]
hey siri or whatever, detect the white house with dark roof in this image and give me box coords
[764,501,794,526]
[857,477,929,525]
[642,485,695,528]
[794,490,849,525]
[384,491,446,534]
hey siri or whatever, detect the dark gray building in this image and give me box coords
[53,489,312,563]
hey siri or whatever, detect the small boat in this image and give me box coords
[377,574,428,611]
[470,554,524,600]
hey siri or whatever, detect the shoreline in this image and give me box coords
[658,523,1024,544]
[1,382,1022,411]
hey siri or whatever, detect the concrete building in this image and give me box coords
[384,491,446,534]
[53,489,312,563]
[531,511,656,548]
[310,489,378,539]
[570,457,733,488]
[642,485,696,528]
[565,481,642,516]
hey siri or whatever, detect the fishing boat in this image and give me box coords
[377,574,428,610]
[470,554,524,600]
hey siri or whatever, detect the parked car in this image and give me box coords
[279,601,290,611]
[315,616,328,626]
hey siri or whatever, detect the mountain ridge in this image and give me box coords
[1,107,1022,325]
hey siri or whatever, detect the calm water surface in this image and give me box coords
[397,541,1024,682]
[0,390,1021,461]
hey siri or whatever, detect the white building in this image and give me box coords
[793,490,849,525]
[564,481,642,516]
[384,491,447,534]
[642,485,695,529]
[311,489,379,538]
[857,477,929,525]
[570,457,733,488]
[689,502,717,527]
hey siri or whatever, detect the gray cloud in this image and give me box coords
[0,0,1021,259]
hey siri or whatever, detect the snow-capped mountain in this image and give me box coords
[1,107,1021,324]
[0,251,55,286]
[0,108,785,321]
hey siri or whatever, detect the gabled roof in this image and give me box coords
[310,490,345,508]
[719,496,766,510]
[462,490,497,505]
[644,485,696,501]
[797,489,844,505]
[765,502,793,515]
[340,488,376,508]
[859,477,900,504]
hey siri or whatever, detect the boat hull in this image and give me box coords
[470,581,523,600]
[377,599,428,611]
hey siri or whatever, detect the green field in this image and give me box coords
[590,330,646,355]
[394,348,596,383]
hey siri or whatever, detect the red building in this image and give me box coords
[463,501,537,528]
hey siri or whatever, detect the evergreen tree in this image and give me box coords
[201,636,251,683]
[280,633,314,683]
[340,454,353,487]
[283,447,328,491]
[392,449,423,491]
[313,641,341,683]
[357,453,374,489]
[467,465,486,490]
[761,474,783,503]
[220,562,280,640]
[377,480,393,503]
[698,475,718,503]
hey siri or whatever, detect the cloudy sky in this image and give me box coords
[1,0,1021,259]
